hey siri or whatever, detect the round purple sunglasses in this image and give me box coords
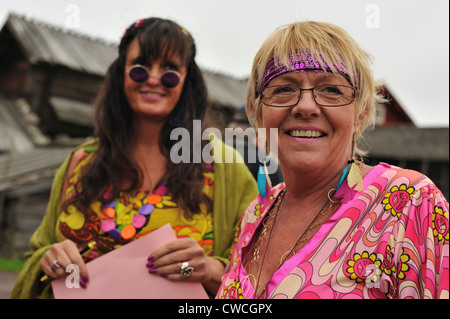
[128,64,181,88]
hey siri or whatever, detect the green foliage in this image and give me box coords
[0,258,24,271]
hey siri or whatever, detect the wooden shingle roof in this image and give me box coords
[0,97,44,154]
[3,13,247,109]
[5,14,116,76]
[0,146,74,191]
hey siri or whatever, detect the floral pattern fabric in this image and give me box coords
[217,163,449,299]
[56,145,215,262]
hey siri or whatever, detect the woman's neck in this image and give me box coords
[132,116,165,147]
[281,168,343,213]
[126,117,169,191]
[283,160,344,195]
[281,160,371,211]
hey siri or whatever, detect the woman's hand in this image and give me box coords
[40,239,89,288]
[147,237,225,295]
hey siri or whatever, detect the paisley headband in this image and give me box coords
[255,51,352,97]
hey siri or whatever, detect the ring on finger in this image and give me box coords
[180,261,194,278]
[51,260,62,273]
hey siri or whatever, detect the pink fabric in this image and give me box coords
[217,163,449,299]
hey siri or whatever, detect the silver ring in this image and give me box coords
[180,261,194,278]
[51,260,61,272]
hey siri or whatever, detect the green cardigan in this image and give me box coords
[10,138,257,299]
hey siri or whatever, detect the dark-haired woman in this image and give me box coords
[11,18,257,299]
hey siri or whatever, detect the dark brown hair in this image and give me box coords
[67,18,211,218]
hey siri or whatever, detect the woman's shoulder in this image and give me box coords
[371,162,445,200]
[56,139,98,204]
[66,139,99,172]
[376,162,434,184]
[58,139,99,192]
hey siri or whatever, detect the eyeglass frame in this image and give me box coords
[261,84,358,108]
[127,64,181,89]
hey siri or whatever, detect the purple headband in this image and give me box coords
[255,51,351,97]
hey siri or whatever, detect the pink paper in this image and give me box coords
[52,223,208,299]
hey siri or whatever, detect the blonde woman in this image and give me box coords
[217,21,449,299]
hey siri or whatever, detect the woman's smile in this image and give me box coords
[285,127,326,138]
[289,130,323,138]
[139,90,166,101]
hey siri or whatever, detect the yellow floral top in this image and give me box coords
[56,145,214,262]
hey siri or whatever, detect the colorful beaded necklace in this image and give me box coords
[100,181,169,241]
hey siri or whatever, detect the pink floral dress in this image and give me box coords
[216,163,449,299]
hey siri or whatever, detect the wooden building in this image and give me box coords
[364,126,449,199]
[375,86,414,126]
[364,85,448,198]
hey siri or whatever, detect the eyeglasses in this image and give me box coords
[261,84,357,107]
[128,64,181,88]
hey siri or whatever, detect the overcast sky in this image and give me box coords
[1,0,449,127]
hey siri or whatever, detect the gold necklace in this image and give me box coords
[278,189,339,266]
[244,189,285,278]
[248,188,339,298]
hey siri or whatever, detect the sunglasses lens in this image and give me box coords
[129,66,148,83]
[160,71,180,88]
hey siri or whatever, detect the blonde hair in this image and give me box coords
[246,21,386,157]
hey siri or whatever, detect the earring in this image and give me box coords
[346,136,363,191]
[257,141,272,197]
[336,163,350,192]
[257,161,272,197]
[347,159,363,191]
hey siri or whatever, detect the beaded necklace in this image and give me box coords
[100,181,170,241]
